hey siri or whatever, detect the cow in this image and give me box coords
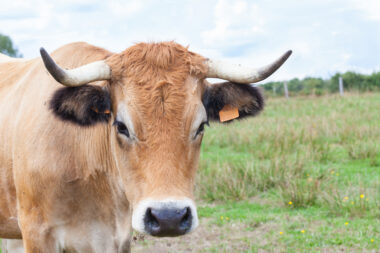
[0,41,291,252]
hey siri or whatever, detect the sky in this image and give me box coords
[1,0,380,82]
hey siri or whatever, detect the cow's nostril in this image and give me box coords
[144,207,192,237]
[145,208,160,232]
[180,207,191,230]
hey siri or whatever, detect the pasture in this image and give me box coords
[133,92,379,252]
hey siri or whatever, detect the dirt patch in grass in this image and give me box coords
[131,218,281,253]
[131,211,377,252]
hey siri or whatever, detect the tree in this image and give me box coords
[0,33,22,57]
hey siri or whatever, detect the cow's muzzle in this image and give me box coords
[132,198,198,237]
[144,206,191,236]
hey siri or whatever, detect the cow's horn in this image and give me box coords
[205,50,292,84]
[40,48,111,87]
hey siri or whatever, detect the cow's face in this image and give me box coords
[41,42,290,237]
[110,75,206,237]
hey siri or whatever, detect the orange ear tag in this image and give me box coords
[219,105,239,122]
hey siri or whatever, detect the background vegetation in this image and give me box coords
[262,72,380,97]
[0,33,22,58]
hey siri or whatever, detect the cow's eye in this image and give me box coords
[196,121,209,137]
[114,121,130,138]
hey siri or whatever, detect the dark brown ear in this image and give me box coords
[202,82,264,122]
[49,85,111,126]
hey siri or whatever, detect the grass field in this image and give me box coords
[133,92,380,252]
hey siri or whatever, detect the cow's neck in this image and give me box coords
[63,170,131,252]
[63,127,132,251]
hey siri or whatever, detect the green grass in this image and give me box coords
[196,201,378,252]
[192,93,380,251]
[197,93,379,212]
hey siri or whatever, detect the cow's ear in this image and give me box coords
[202,82,264,122]
[50,85,111,126]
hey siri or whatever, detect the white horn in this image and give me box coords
[40,47,111,87]
[206,50,292,84]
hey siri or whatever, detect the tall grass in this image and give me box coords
[196,93,380,217]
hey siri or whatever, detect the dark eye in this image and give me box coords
[114,121,130,138]
[196,121,209,137]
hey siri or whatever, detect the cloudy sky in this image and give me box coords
[1,0,379,81]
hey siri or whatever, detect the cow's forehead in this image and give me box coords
[108,42,207,142]
[107,41,207,86]
[113,76,205,142]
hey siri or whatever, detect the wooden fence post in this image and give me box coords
[339,76,344,96]
[284,82,289,99]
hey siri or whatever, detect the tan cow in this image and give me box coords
[0,41,291,252]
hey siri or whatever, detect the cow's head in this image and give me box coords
[40,42,291,237]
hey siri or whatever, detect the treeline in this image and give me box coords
[261,71,380,97]
[0,33,22,58]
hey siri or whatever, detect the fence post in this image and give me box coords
[273,86,276,96]
[284,82,289,99]
[339,76,344,96]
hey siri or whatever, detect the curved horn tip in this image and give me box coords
[39,47,52,63]
[254,50,293,82]
[274,49,293,70]
[39,47,48,62]
[284,50,293,59]
[39,47,46,55]
[276,50,292,64]
[39,46,66,84]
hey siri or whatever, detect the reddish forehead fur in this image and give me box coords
[107,41,207,83]
[107,42,207,141]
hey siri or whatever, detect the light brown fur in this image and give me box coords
[0,42,208,252]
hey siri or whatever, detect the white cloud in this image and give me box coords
[349,0,380,21]
[0,0,379,81]
[202,0,265,48]
[109,0,145,17]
